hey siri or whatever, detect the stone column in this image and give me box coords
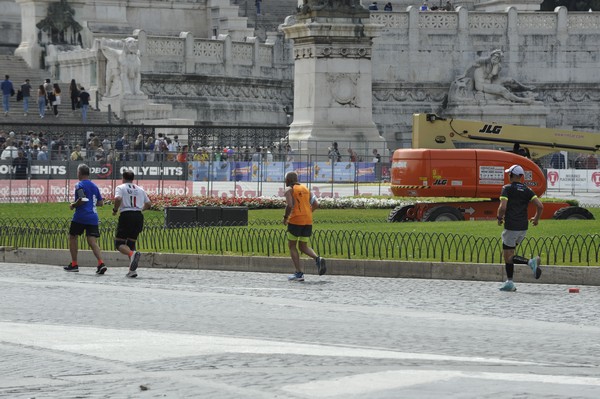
[14,0,51,68]
[281,3,385,156]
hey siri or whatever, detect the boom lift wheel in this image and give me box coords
[423,205,465,222]
[387,205,416,222]
[552,206,594,220]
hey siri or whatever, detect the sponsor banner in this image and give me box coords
[546,169,600,192]
[0,161,188,180]
[0,180,192,203]
[189,161,382,184]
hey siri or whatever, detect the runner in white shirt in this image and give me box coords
[112,170,152,278]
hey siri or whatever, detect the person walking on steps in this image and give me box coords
[497,164,543,292]
[1,75,14,116]
[20,79,32,116]
[65,164,106,274]
[283,171,326,282]
[51,83,61,117]
[112,170,151,278]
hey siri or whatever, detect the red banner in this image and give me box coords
[0,180,193,203]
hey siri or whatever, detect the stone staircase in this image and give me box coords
[234,0,298,41]
[0,54,114,124]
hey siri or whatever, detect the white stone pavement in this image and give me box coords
[0,262,599,398]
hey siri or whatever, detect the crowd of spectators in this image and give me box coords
[0,129,301,168]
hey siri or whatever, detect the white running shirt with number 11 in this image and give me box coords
[115,183,150,212]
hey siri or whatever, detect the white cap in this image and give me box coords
[9,131,15,136]
[505,164,524,175]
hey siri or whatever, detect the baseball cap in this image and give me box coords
[505,164,524,175]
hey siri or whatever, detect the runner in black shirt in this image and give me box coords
[497,165,544,292]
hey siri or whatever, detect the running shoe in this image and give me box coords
[528,256,542,279]
[288,272,304,282]
[316,256,327,276]
[126,270,138,278]
[499,280,516,292]
[129,251,141,272]
[64,264,79,272]
[96,263,107,275]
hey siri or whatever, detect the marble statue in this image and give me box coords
[101,37,142,97]
[448,49,536,104]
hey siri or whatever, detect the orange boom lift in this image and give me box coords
[389,114,599,222]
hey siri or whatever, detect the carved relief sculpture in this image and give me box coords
[448,49,536,105]
[101,37,143,97]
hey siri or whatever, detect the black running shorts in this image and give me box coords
[287,223,312,238]
[116,211,145,240]
[69,221,100,237]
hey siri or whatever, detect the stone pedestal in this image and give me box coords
[281,7,385,157]
[444,103,549,128]
[100,94,173,124]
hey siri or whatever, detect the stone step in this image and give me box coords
[0,54,118,123]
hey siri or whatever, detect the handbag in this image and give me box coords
[76,100,81,109]
[10,88,15,96]
[16,90,23,101]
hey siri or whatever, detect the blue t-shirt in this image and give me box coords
[72,179,102,225]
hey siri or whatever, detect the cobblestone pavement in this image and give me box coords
[1,262,599,398]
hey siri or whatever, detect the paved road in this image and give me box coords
[1,262,599,398]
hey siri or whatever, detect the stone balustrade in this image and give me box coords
[135,31,290,80]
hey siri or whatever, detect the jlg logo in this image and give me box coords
[478,124,502,134]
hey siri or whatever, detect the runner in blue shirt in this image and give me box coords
[65,164,107,274]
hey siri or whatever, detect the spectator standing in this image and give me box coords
[575,153,586,169]
[37,145,49,161]
[347,147,358,162]
[12,150,29,179]
[328,142,341,162]
[176,145,189,162]
[549,152,565,169]
[154,133,167,161]
[585,154,598,169]
[114,135,125,161]
[20,79,32,116]
[145,136,155,161]
[372,149,381,163]
[1,138,18,160]
[70,145,84,161]
[444,0,453,10]
[112,170,152,278]
[65,164,106,274]
[78,86,90,122]
[168,137,178,159]
[51,83,62,117]
[37,85,46,118]
[283,171,326,282]
[368,1,378,10]
[1,75,14,116]
[133,134,144,161]
[497,165,543,292]
[384,2,393,11]
[69,79,80,111]
[43,79,52,110]
[255,0,262,15]
[420,1,429,11]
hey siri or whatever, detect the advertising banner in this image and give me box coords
[0,161,188,180]
[0,180,192,203]
[546,169,600,192]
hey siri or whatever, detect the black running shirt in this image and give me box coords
[500,182,537,231]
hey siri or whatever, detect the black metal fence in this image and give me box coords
[1,217,598,266]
